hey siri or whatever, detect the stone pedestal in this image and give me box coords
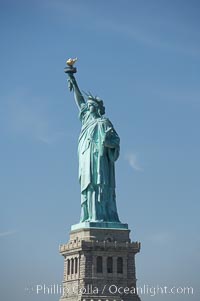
[59,226,141,301]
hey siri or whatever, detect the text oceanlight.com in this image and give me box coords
[25,284,194,296]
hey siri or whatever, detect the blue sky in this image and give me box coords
[0,0,200,300]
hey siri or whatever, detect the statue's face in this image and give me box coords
[88,103,97,113]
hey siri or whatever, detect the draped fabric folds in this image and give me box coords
[78,104,120,222]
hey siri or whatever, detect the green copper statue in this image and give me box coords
[65,58,120,224]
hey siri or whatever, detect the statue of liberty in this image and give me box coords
[65,58,120,224]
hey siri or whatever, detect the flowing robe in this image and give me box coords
[78,104,120,222]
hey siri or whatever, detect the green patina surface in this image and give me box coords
[65,66,126,230]
[71,221,128,231]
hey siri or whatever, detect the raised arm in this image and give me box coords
[67,73,86,110]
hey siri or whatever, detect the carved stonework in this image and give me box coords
[59,228,141,301]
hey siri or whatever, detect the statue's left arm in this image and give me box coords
[104,123,120,148]
[103,122,120,162]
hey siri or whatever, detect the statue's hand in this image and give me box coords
[67,73,77,91]
[67,72,74,79]
[104,128,120,149]
[68,78,73,91]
